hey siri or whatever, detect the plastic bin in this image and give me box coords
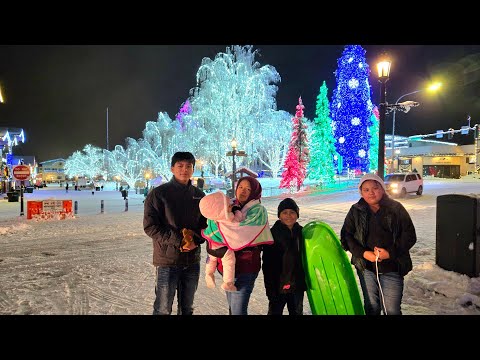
[436,194,480,277]
[7,192,20,202]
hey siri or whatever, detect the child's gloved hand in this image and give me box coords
[180,228,197,252]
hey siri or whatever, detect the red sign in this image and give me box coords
[27,200,73,220]
[12,165,31,181]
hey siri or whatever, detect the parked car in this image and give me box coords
[384,172,423,198]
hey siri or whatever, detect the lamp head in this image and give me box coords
[231,137,237,150]
[377,55,391,82]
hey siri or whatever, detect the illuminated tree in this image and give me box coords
[331,45,374,173]
[368,106,380,173]
[140,112,176,178]
[280,97,310,192]
[256,109,292,177]
[65,144,105,180]
[64,45,289,181]
[106,138,148,189]
[308,81,336,183]
[189,45,281,176]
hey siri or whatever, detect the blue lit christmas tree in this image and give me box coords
[331,45,375,173]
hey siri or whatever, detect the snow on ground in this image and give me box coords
[0,177,479,315]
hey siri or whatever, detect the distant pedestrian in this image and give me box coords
[66,183,69,193]
[197,171,205,191]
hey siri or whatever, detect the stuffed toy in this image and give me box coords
[200,191,274,292]
[180,228,196,252]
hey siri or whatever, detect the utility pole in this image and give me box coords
[475,124,480,174]
[106,107,109,151]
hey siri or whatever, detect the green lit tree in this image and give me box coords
[308,81,336,183]
[368,106,380,173]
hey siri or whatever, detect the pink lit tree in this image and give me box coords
[175,99,192,131]
[279,97,310,192]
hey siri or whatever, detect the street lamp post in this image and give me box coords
[145,171,150,189]
[391,90,421,172]
[226,137,247,196]
[227,138,237,197]
[395,149,401,171]
[377,57,391,180]
[226,138,238,193]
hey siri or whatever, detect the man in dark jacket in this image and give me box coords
[341,173,416,315]
[143,152,207,315]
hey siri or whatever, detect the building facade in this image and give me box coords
[38,158,66,183]
[386,135,477,178]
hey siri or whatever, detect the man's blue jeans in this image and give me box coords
[226,272,258,315]
[153,263,200,315]
[357,268,404,315]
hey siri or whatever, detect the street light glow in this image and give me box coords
[389,81,443,172]
[427,82,442,92]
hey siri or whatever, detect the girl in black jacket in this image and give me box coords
[341,173,417,315]
[262,198,306,315]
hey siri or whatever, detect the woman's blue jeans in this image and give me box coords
[153,263,200,315]
[226,272,258,315]
[357,268,404,315]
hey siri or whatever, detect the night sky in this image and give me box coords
[1,44,479,163]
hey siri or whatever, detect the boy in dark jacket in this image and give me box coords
[262,198,306,315]
[143,152,207,315]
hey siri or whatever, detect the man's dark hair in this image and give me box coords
[171,152,196,167]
